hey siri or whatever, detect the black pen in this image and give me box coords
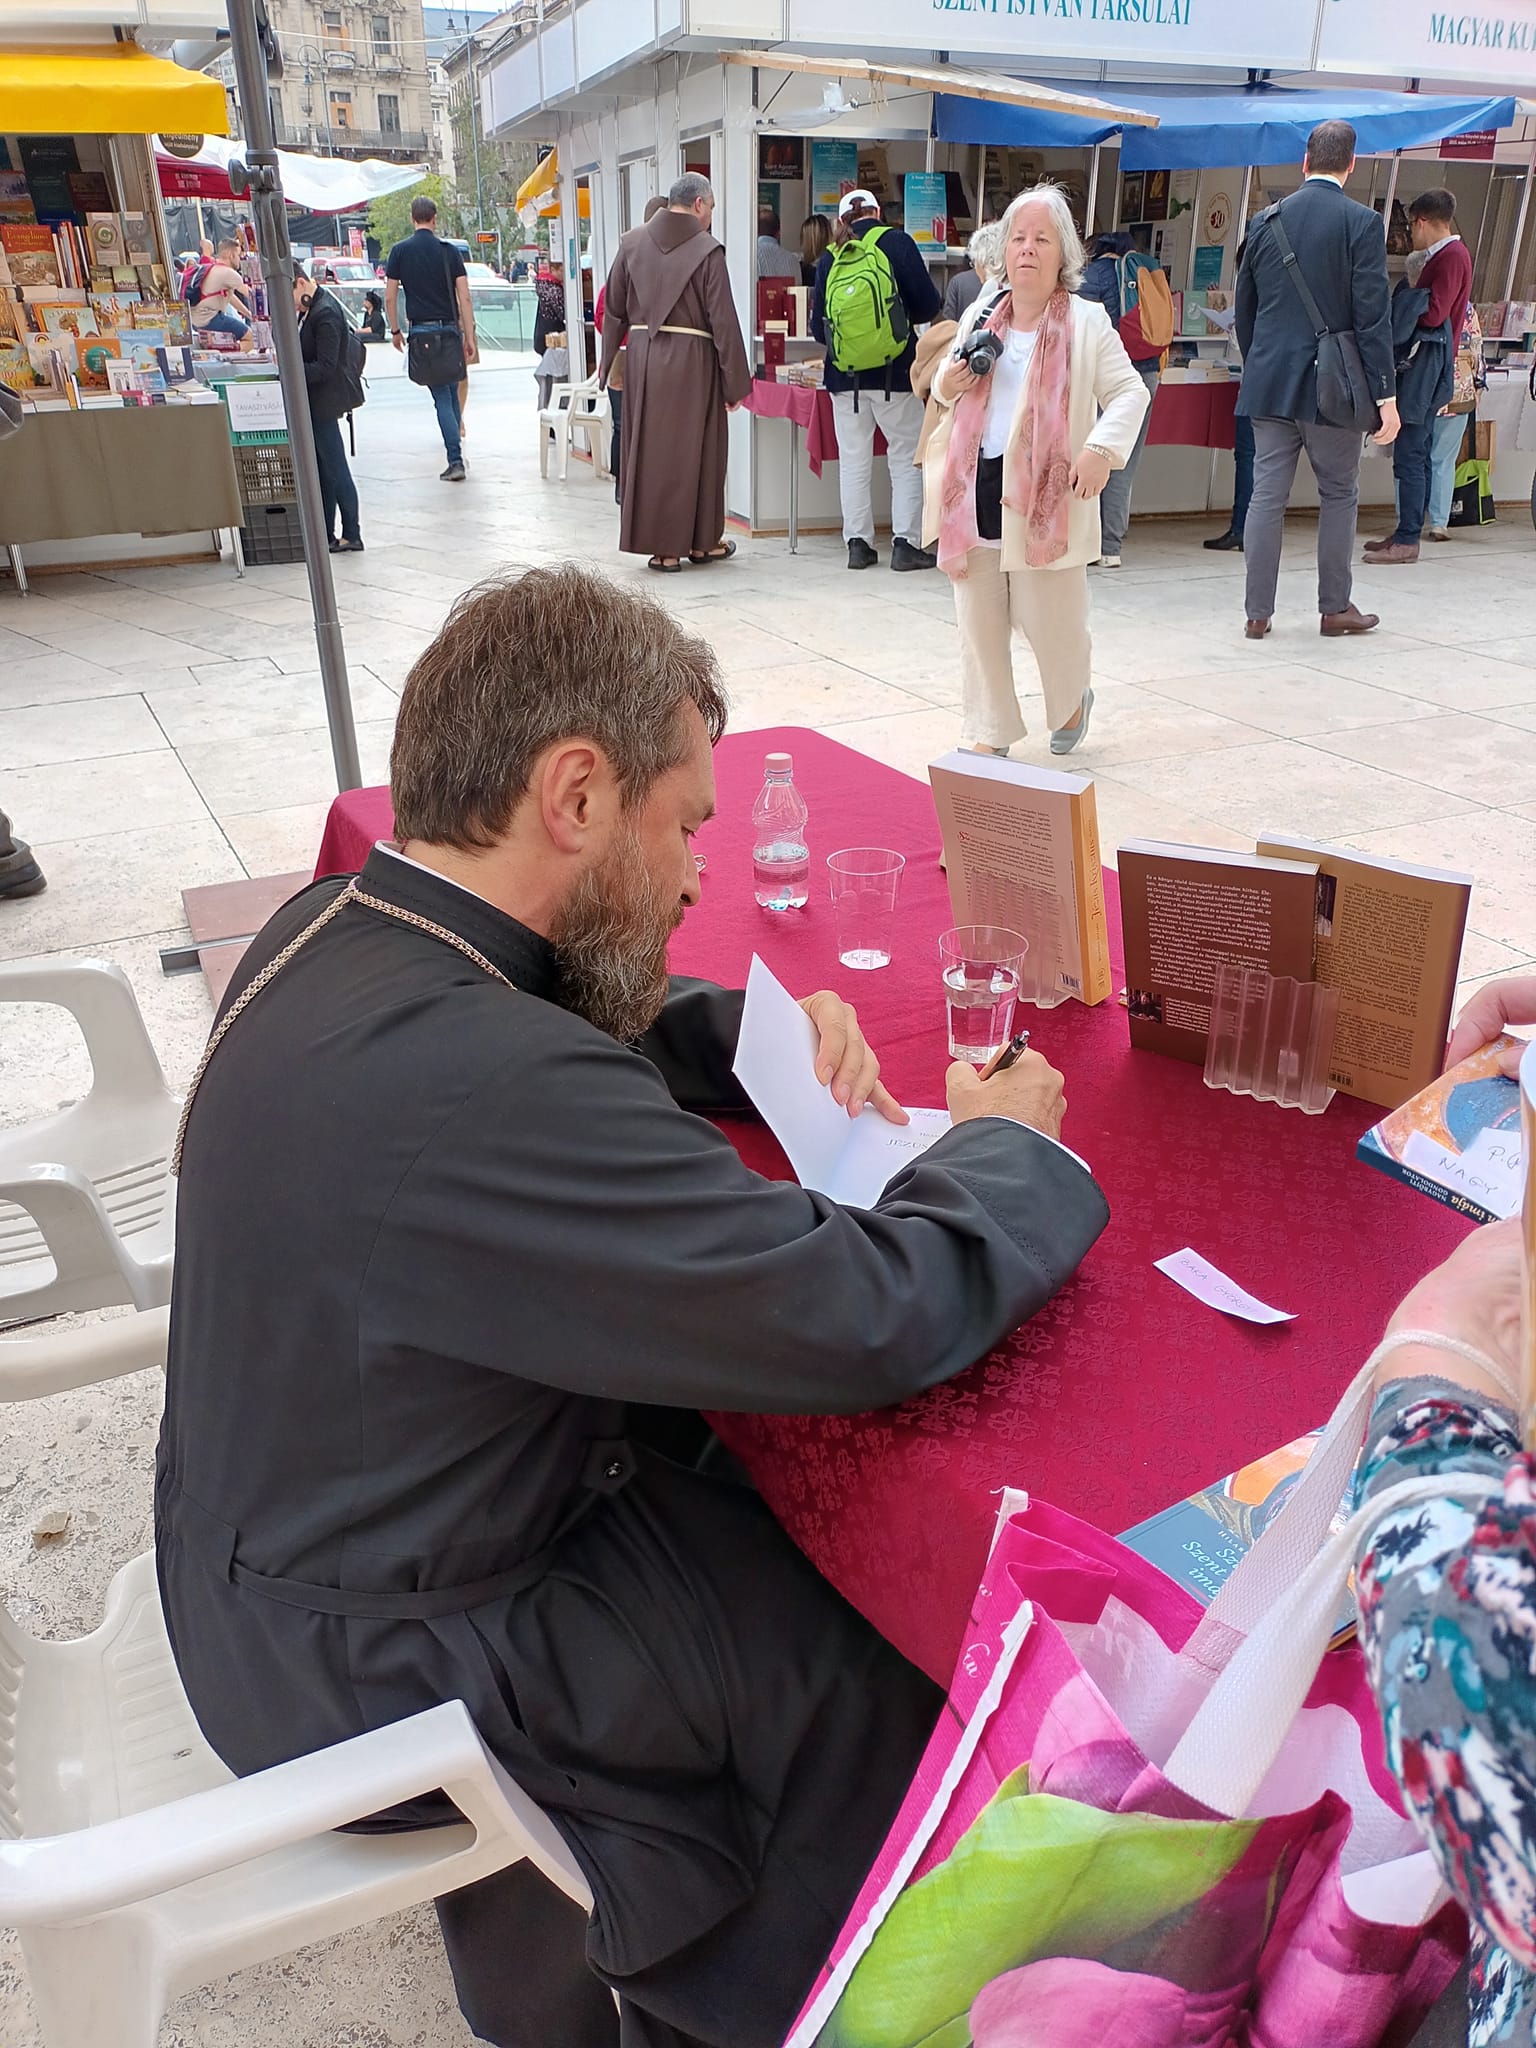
[978,1030,1031,1081]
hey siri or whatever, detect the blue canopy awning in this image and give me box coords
[934,82,1520,171]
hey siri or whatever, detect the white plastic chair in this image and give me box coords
[0,1554,596,2048]
[537,373,611,481]
[0,961,179,1319]
[0,1304,169,1401]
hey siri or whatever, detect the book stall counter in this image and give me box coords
[0,403,242,590]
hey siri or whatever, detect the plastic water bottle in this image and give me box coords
[751,751,810,910]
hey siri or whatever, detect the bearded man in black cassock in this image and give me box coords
[157,565,1109,2048]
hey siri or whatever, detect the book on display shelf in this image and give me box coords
[929,750,1112,1008]
[76,334,121,391]
[86,211,127,270]
[1359,1037,1524,1226]
[1117,842,1319,1064]
[120,214,155,267]
[1255,833,1471,1111]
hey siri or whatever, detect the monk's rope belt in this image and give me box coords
[626,324,713,339]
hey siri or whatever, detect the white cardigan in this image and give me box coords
[922,293,1152,573]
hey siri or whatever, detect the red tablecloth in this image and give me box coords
[1148,377,1239,451]
[740,379,884,477]
[315,731,1467,1682]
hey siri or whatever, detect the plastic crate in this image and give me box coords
[235,441,297,505]
[238,502,305,565]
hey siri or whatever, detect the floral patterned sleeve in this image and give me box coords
[1356,1375,1536,2048]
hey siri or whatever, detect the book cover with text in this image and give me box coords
[1359,1037,1524,1225]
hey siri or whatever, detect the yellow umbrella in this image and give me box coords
[0,44,229,136]
[515,150,558,213]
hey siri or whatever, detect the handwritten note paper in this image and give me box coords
[1154,1247,1296,1325]
[1403,1127,1524,1220]
[732,955,951,1209]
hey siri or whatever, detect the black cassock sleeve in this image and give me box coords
[373,1005,1109,1416]
[636,977,750,1114]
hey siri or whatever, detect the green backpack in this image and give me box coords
[824,225,910,376]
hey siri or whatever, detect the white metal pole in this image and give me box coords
[1503,137,1536,299]
[1086,143,1101,237]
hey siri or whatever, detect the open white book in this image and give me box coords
[731,956,951,1210]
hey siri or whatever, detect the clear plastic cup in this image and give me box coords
[827,848,906,970]
[939,925,1028,1062]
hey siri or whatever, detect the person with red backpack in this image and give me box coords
[1077,230,1168,568]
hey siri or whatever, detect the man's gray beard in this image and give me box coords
[549,832,680,1043]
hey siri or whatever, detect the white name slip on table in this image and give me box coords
[732,955,951,1209]
[1154,1247,1296,1325]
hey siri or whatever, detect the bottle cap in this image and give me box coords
[765,751,793,774]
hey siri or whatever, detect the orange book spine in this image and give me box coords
[1069,784,1112,1007]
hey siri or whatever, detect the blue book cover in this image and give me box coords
[1121,1432,1358,1647]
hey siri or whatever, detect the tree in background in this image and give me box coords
[367,174,466,255]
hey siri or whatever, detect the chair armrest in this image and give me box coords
[0,1165,155,1314]
[0,1305,168,1401]
[0,1701,582,1925]
[0,959,169,1109]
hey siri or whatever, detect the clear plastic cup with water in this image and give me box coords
[939,925,1029,1063]
[827,848,905,970]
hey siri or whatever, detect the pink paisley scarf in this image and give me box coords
[937,286,1074,579]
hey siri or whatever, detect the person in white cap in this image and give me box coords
[811,189,943,571]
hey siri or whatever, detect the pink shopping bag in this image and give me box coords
[786,1360,1481,2048]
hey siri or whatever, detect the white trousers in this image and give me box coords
[951,548,1092,744]
[831,388,925,546]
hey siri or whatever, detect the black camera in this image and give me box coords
[959,328,1004,378]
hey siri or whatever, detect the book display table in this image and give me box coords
[0,403,242,590]
[314,727,1467,1684]
[1147,376,1240,450]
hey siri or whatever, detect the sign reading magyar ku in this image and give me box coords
[782,0,1311,66]
[1316,0,1536,82]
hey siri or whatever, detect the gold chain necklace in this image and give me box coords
[171,882,517,1177]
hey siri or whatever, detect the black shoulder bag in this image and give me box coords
[406,242,468,390]
[1263,203,1380,435]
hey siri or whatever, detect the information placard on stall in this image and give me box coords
[810,140,858,213]
[903,172,948,249]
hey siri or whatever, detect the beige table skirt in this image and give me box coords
[0,404,242,546]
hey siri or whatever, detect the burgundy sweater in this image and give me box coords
[1417,236,1473,334]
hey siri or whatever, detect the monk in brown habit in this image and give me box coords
[600,174,751,573]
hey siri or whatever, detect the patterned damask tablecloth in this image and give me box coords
[316,727,1470,1685]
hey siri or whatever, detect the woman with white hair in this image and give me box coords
[943,220,1006,324]
[925,184,1150,755]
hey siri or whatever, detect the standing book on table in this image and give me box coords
[1117,841,1318,1064]
[928,751,1112,1007]
[1257,833,1471,1111]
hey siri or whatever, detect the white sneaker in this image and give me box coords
[1093,554,1122,570]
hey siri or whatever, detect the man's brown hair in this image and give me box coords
[1409,187,1457,226]
[1305,120,1356,177]
[410,195,437,225]
[391,565,729,850]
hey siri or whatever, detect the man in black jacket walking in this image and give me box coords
[1235,120,1399,640]
[812,189,942,571]
[293,266,363,553]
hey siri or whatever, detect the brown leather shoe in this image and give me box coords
[1362,541,1419,565]
[1361,535,1396,555]
[1244,618,1272,640]
[1320,604,1380,636]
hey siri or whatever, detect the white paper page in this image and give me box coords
[1403,1128,1524,1219]
[732,956,950,1206]
[1154,1247,1295,1325]
[820,1106,953,1210]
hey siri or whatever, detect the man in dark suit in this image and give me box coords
[1235,119,1400,640]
